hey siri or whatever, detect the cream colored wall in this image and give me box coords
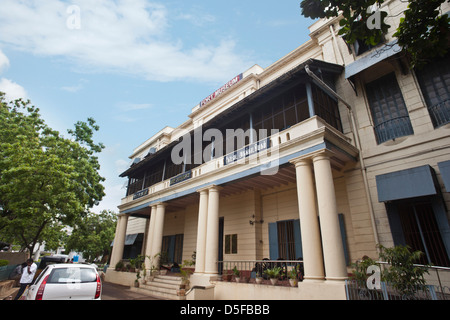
[221,190,259,261]
[326,0,450,248]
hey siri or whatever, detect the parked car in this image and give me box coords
[33,256,68,281]
[22,263,101,300]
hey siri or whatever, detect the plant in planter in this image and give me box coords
[177,260,194,296]
[134,270,141,287]
[115,260,124,271]
[129,258,137,272]
[288,269,298,287]
[255,272,263,284]
[264,267,282,285]
[232,266,241,283]
[141,268,147,285]
[145,253,161,281]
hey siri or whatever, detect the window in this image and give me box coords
[252,83,309,135]
[277,220,297,260]
[161,234,184,264]
[365,73,414,144]
[388,199,450,267]
[312,84,343,132]
[268,220,302,260]
[415,54,450,128]
[224,234,237,254]
[47,267,97,284]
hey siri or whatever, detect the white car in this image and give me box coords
[22,263,101,300]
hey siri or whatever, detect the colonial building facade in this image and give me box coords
[106,0,450,299]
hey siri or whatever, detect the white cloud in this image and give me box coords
[0,78,28,101]
[0,0,251,84]
[0,50,9,72]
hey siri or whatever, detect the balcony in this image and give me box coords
[119,115,358,213]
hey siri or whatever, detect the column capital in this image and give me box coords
[289,156,312,167]
[154,202,167,208]
[197,186,211,194]
[311,149,335,163]
[207,185,223,192]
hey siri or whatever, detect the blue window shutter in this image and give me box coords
[338,214,349,265]
[268,223,279,260]
[168,235,175,263]
[293,219,303,259]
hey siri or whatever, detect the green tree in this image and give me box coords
[0,93,105,255]
[299,0,450,68]
[66,210,117,262]
[378,244,429,299]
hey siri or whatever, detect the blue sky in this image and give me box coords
[0,0,315,213]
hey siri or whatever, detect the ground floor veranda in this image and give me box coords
[106,140,380,299]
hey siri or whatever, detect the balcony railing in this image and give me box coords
[428,98,450,128]
[121,116,347,206]
[217,260,304,286]
[346,262,450,300]
[374,116,414,144]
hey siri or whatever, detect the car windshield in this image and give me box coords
[47,267,97,284]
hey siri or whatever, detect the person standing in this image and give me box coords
[14,258,37,300]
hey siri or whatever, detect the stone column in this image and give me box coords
[194,188,209,275]
[151,202,166,270]
[110,214,128,268]
[204,186,221,275]
[312,151,347,280]
[291,158,325,281]
[144,205,157,270]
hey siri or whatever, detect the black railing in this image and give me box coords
[217,260,304,285]
[374,116,414,144]
[428,98,450,128]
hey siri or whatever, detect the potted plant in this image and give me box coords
[264,267,282,285]
[255,272,263,284]
[232,266,241,283]
[145,253,160,282]
[134,270,141,287]
[115,260,124,272]
[288,269,298,287]
[129,258,137,272]
[177,260,194,296]
[141,268,147,285]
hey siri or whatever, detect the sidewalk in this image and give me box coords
[102,281,166,300]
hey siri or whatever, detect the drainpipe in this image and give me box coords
[304,63,380,249]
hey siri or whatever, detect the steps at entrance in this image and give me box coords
[136,275,186,300]
[0,280,19,300]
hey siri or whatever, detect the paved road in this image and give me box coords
[101,281,165,300]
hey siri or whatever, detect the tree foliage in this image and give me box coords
[299,0,450,68]
[66,210,117,262]
[0,93,105,254]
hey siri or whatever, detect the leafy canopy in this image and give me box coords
[0,93,105,254]
[66,210,117,262]
[300,0,450,68]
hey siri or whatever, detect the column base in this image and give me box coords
[297,279,347,300]
[190,274,219,287]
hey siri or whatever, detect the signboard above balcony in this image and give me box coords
[200,73,243,107]
[223,138,270,166]
[170,170,192,186]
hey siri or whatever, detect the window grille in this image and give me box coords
[415,54,450,128]
[365,73,414,144]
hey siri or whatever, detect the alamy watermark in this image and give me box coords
[366,265,381,290]
[366,7,383,30]
[66,5,81,30]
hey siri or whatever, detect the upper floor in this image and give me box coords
[118,0,450,211]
